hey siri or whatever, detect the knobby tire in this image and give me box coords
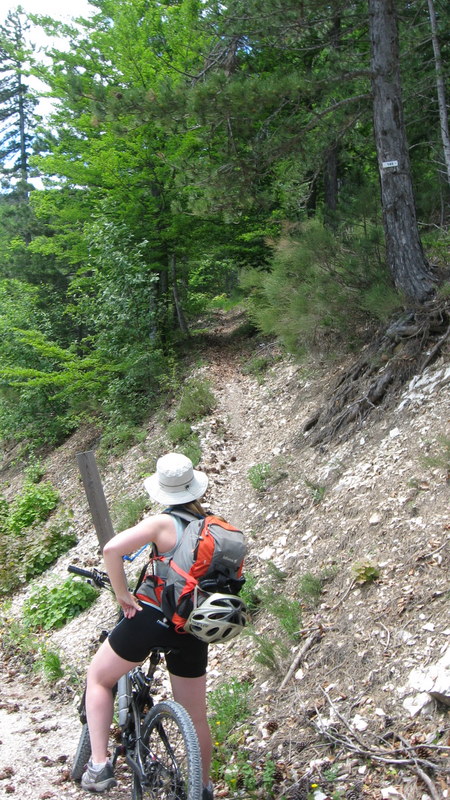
[71,722,92,781]
[132,699,202,800]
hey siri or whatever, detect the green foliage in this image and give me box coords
[241,221,401,356]
[0,279,73,447]
[305,479,326,505]
[98,423,147,458]
[239,572,261,614]
[208,673,279,796]
[265,561,288,582]
[0,494,8,532]
[0,608,35,664]
[0,509,77,596]
[351,560,380,585]
[261,757,278,797]
[6,481,59,535]
[242,354,271,376]
[0,606,64,682]
[0,0,446,453]
[245,628,288,671]
[247,462,272,492]
[176,378,216,422]
[24,520,77,582]
[24,458,46,484]
[298,573,324,606]
[241,351,280,384]
[359,283,402,321]
[166,420,202,466]
[167,420,192,444]
[35,647,64,682]
[208,677,251,745]
[207,293,243,311]
[22,577,98,630]
[111,494,150,532]
[224,753,257,793]
[437,282,450,299]
[269,596,302,641]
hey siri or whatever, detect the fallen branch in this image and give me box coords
[394,733,442,800]
[278,630,322,691]
[312,691,449,795]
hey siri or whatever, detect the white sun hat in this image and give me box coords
[144,452,208,505]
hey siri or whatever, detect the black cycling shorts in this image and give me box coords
[108,603,208,678]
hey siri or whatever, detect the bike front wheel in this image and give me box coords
[132,699,202,800]
[71,722,92,781]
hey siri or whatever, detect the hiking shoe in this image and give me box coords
[81,759,117,793]
[202,782,214,800]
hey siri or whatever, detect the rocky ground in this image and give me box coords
[0,308,449,800]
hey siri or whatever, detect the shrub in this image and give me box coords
[0,606,65,682]
[98,422,147,458]
[166,421,202,466]
[24,458,46,484]
[270,596,302,641]
[112,495,150,531]
[167,420,193,444]
[24,522,78,581]
[298,572,324,606]
[245,628,288,671]
[176,378,216,422]
[242,354,272,379]
[7,482,59,535]
[23,577,99,630]
[247,462,272,492]
[208,677,251,744]
[240,219,400,356]
[351,560,380,585]
[239,572,261,614]
[35,647,64,681]
[0,513,77,596]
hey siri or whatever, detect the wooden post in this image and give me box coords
[77,450,115,551]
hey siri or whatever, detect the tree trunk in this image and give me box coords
[427,0,450,187]
[324,144,339,225]
[170,253,190,337]
[323,8,341,227]
[368,0,435,303]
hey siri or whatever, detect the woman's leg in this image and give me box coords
[169,673,212,785]
[85,639,140,763]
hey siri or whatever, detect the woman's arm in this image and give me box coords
[102,514,177,618]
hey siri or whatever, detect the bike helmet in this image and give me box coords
[184,593,249,643]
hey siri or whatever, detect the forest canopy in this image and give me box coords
[0,0,449,451]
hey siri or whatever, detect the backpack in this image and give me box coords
[135,509,247,633]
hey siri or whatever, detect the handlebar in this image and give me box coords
[68,565,111,588]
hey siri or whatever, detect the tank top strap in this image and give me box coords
[158,512,188,558]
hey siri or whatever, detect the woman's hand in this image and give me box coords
[116,590,142,618]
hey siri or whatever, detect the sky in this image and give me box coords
[3,0,93,25]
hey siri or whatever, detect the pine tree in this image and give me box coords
[0,7,37,200]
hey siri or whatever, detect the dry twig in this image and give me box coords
[312,690,449,800]
[278,630,322,691]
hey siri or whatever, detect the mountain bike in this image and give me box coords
[68,564,203,800]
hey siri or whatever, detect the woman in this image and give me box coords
[80,452,214,799]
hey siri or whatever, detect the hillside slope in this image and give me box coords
[0,309,449,800]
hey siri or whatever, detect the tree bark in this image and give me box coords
[368,0,435,303]
[427,0,450,186]
[323,8,341,226]
[170,253,190,337]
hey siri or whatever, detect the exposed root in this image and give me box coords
[301,300,450,447]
